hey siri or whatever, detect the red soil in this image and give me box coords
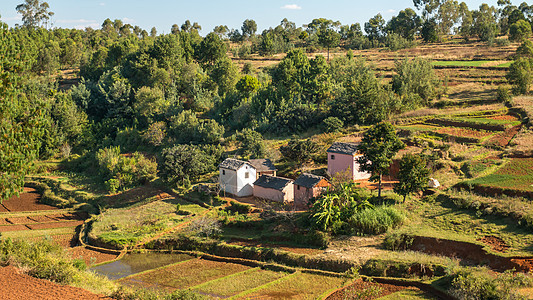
[26,220,84,230]
[326,279,410,300]
[67,247,119,266]
[489,115,520,121]
[485,125,521,148]
[6,216,36,225]
[0,225,30,232]
[0,266,112,300]
[436,127,491,138]
[2,188,57,212]
[478,235,510,253]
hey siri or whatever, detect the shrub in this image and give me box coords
[225,201,252,214]
[383,232,414,251]
[322,117,344,133]
[346,206,406,235]
[448,268,533,300]
[159,144,216,186]
[187,216,222,238]
[96,147,157,192]
[496,85,512,103]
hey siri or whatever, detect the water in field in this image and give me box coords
[91,252,194,280]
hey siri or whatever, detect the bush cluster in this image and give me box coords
[96,146,157,193]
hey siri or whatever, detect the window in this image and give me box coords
[245,172,249,179]
[222,170,225,175]
[331,155,335,160]
[297,186,300,190]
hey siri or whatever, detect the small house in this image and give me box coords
[248,158,277,179]
[293,173,331,206]
[219,158,257,197]
[327,142,371,181]
[253,175,294,203]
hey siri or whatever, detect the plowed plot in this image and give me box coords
[68,247,118,266]
[436,127,492,139]
[28,215,57,222]
[6,216,36,224]
[120,259,250,290]
[26,234,77,247]
[325,279,409,300]
[489,115,520,121]
[0,224,30,232]
[26,220,83,230]
[241,272,348,299]
[192,268,288,298]
[485,125,521,147]
[2,188,56,212]
[46,213,84,221]
[0,266,112,300]
[0,218,12,225]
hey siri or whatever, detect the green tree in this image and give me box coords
[386,8,422,40]
[160,144,215,186]
[280,139,319,167]
[16,0,54,28]
[516,40,533,59]
[235,128,267,159]
[236,75,260,99]
[197,32,228,66]
[509,20,532,42]
[394,154,430,202]
[241,19,257,40]
[391,57,440,105]
[421,17,440,42]
[0,21,46,201]
[365,14,386,41]
[507,58,532,95]
[437,0,462,35]
[357,122,405,198]
[209,57,239,96]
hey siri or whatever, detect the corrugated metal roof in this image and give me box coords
[294,173,326,188]
[326,142,359,155]
[248,158,276,172]
[219,158,251,171]
[254,175,292,191]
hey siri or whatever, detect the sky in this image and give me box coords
[0,0,525,35]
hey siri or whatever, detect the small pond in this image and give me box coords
[91,252,194,280]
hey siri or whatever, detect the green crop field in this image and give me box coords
[467,158,533,192]
[119,258,251,290]
[432,60,493,67]
[238,272,350,299]
[379,289,438,299]
[192,268,288,298]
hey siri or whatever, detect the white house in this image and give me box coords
[219,158,257,197]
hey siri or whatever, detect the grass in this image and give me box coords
[432,60,494,67]
[379,289,438,299]
[466,158,533,192]
[398,195,533,256]
[447,116,521,127]
[191,268,288,297]
[238,271,350,300]
[120,258,251,290]
[90,198,206,248]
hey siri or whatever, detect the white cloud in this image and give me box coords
[281,4,302,10]
[99,2,106,6]
[2,15,22,21]
[56,19,97,24]
[122,17,135,23]
[386,9,396,13]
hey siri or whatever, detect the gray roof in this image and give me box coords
[254,175,293,191]
[219,158,252,171]
[327,142,359,155]
[294,173,327,188]
[248,159,276,172]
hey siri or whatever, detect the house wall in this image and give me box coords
[254,182,294,202]
[236,166,256,197]
[327,152,371,181]
[219,165,256,197]
[294,179,330,206]
[256,170,276,180]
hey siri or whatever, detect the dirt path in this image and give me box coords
[0,266,112,300]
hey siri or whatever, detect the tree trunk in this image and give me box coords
[327,47,330,62]
[378,172,382,198]
[403,194,407,203]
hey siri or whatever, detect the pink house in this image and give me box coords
[327,142,371,181]
[253,175,294,203]
[293,173,331,207]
